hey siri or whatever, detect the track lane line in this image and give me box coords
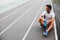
[0,0,30,14]
[0,0,38,35]
[51,0,58,40]
[0,0,34,21]
[22,0,46,40]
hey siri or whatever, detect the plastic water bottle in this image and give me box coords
[44,20,47,28]
[44,15,47,29]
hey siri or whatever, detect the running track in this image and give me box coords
[0,0,58,40]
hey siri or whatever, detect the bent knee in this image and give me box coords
[38,18,41,22]
[48,21,54,26]
[50,22,54,26]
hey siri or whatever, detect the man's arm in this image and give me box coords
[48,12,55,23]
[38,15,44,22]
[48,17,55,23]
[38,11,46,22]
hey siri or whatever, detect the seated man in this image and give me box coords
[38,5,55,36]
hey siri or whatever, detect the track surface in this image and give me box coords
[0,0,56,40]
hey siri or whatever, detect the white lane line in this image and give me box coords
[22,0,46,40]
[0,0,32,21]
[0,1,38,35]
[51,0,58,40]
[54,20,58,40]
[0,0,30,14]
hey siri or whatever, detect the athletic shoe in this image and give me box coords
[43,31,48,36]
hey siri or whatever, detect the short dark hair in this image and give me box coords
[46,5,52,10]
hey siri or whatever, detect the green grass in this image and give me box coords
[53,0,60,3]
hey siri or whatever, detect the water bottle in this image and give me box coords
[44,15,47,29]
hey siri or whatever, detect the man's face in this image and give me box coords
[46,6,51,13]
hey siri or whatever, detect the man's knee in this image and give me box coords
[50,21,54,27]
[38,18,41,23]
[47,21,54,27]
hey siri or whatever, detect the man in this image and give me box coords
[38,5,55,36]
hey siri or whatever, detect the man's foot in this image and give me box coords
[43,31,48,37]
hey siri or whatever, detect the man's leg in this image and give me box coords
[43,21,54,36]
[47,22,54,32]
[38,18,44,27]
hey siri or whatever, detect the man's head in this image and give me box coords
[46,5,52,13]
